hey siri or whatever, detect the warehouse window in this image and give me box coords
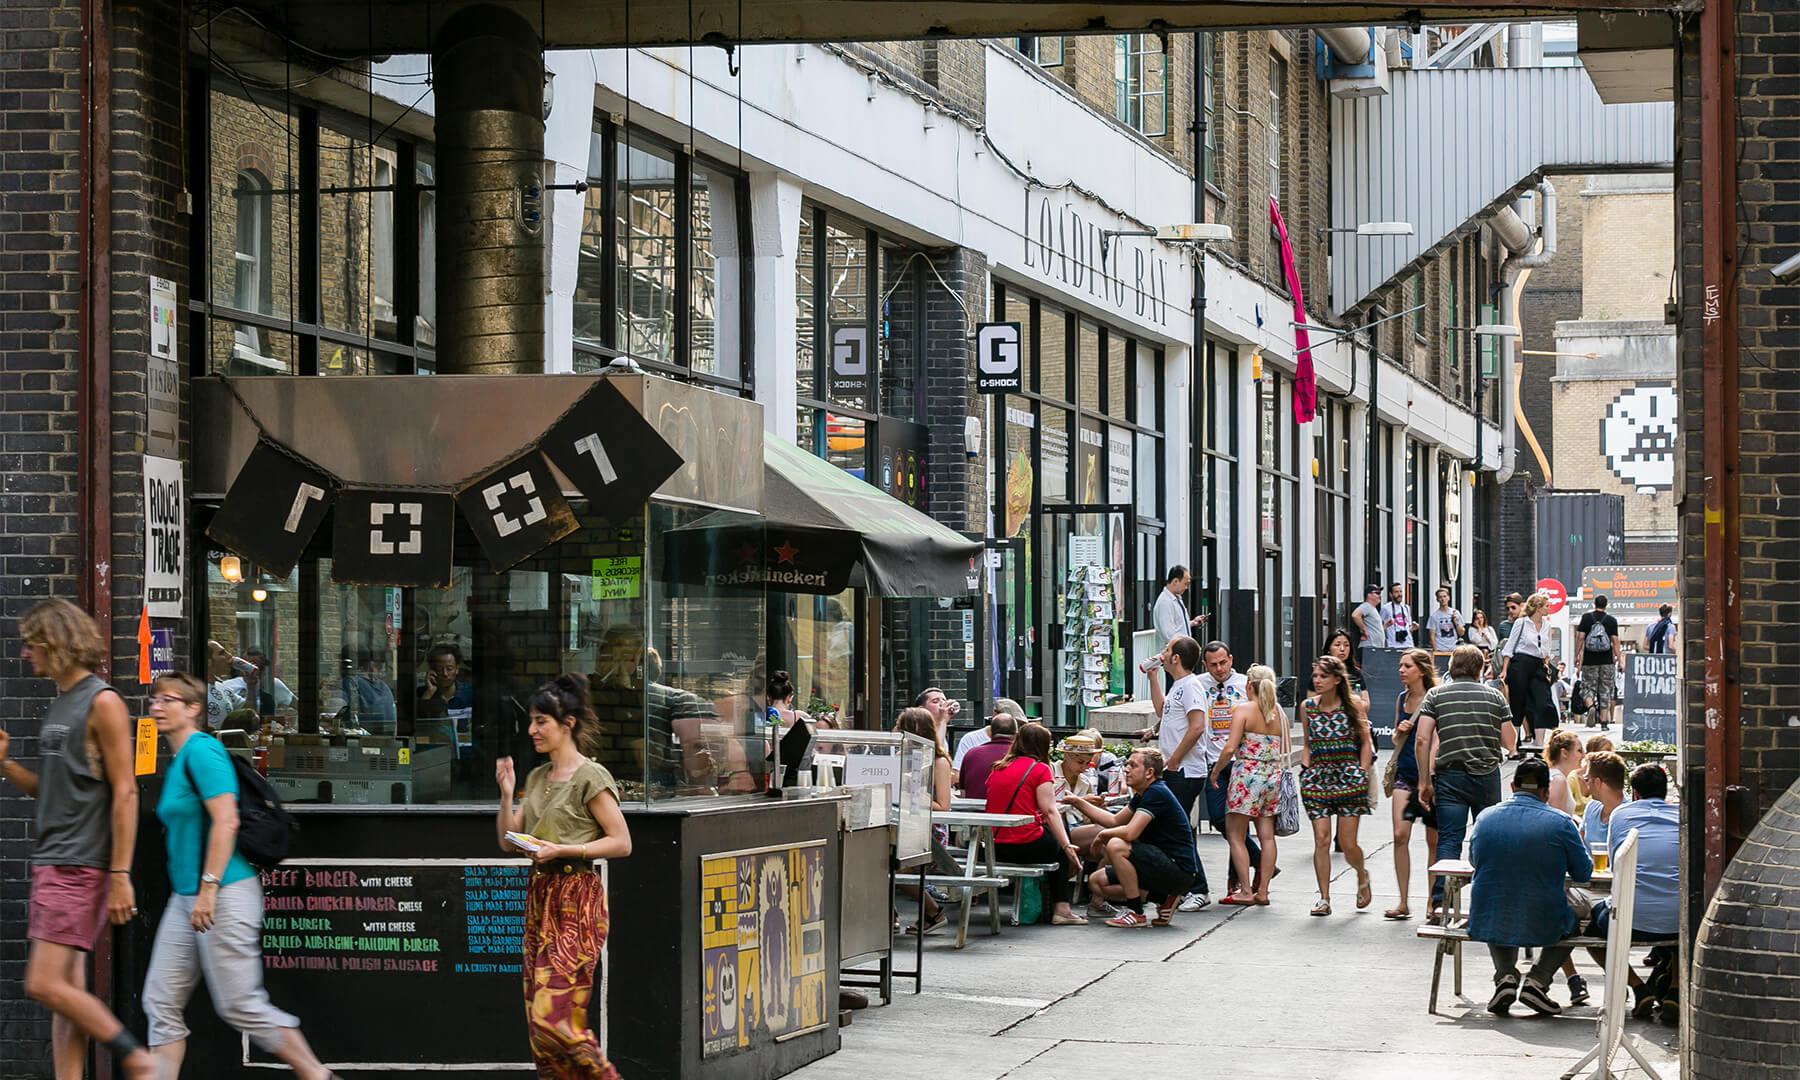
[1114,35,1167,138]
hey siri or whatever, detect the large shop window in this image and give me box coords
[198,81,437,376]
[572,125,751,388]
[990,281,1166,712]
[200,504,766,807]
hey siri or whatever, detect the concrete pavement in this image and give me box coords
[812,757,1679,1080]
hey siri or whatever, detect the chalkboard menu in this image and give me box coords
[254,860,548,1070]
[1623,652,1679,743]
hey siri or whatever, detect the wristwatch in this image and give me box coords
[200,872,222,886]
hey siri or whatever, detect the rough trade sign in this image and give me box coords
[144,456,185,617]
[1021,192,1171,326]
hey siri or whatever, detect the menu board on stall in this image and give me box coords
[253,859,557,1069]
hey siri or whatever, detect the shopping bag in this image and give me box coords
[1275,769,1303,837]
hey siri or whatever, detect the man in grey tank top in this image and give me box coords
[0,599,155,1079]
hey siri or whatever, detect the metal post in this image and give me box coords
[1699,0,1742,897]
[1190,32,1207,586]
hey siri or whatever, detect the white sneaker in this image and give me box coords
[1177,892,1210,912]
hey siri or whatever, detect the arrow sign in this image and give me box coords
[137,605,152,685]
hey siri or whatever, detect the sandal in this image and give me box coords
[1356,872,1372,910]
[1219,893,1257,906]
[1310,898,1332,917]
[1050,912,1089,926]
[1384,906,1413,920]
[1252,895,1270,906]
[905,911,947,936]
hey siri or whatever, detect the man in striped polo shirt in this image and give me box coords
[1415,644,1517,915]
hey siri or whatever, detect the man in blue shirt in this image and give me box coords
[1070,748,1200,928]
[1586,763,1682,1021]
[1467,757,1593,1015]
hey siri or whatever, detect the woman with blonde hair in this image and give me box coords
[1299,655,1374,916]
[1209,665,1285,906]
[1543,729,1585,816]
[1381,649,1438,919]
[1499,591,1555,752]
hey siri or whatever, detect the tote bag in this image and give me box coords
[1273,709,1302,837]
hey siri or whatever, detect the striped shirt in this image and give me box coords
[1417,677,1512,775]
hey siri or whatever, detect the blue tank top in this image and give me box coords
[1394,708,1419,786]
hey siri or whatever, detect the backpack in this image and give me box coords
[1645,618,1671,652]
[184,746,299,869]
[1583,616,1613,654]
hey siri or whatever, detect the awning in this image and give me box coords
[666,437,984,597]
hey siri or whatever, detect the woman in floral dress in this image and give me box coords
[1210,665,1286,905]
[1300,655,1373,916]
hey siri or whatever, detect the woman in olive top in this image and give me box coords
[496,674,632,1079]
[142,672,333,1080]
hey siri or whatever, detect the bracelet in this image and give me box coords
[109,870,131,875]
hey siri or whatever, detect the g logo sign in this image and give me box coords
[975,322,1023,393]
[831,326,867,376]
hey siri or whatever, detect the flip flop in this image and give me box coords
[1356,872,1372,910]
[1310,898,1332,917]
[1051,913,1089,926]
[1219,895,1256,906]
[1252,896,1270,906]
[1384,907,1413,920]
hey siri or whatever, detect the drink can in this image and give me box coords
[1137,655,1163,674]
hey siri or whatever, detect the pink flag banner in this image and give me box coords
[1269,197,1317,424]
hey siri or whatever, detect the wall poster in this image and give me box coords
[700,841,829,1058]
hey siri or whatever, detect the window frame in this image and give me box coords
[1267,53,1286,212]
[1200,33,1217,185]
[1114,34,1169,139]
[1015,35,1064,67]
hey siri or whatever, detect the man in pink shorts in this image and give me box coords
[1,599,155,1079]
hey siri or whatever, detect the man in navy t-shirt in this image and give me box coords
[1067,748,1199,928]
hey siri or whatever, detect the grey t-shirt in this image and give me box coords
[33,674,118,868]
[1353,602,1383,645]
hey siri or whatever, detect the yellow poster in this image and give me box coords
[134,717,157,776]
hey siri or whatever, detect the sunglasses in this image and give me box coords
[148,694,198,707]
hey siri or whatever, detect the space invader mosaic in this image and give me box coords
[1601,383,1678,491]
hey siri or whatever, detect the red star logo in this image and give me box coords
[774,540,799,565]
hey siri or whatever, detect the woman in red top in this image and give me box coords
[985,723,1087,925]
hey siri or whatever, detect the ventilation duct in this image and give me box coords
[1496,180,1557,484]
[433,4,546,374]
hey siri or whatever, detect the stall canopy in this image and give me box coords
[668,437,983,597]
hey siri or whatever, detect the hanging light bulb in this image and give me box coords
[220,556,243,583]
[252,587,269,603]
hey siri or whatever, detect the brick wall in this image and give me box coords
[2,0,187,1071]
[1578,174,1676,321]
[1549,377,1678,536]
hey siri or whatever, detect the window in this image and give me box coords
[1267,54,1286,210]
[570,124,751,385]
[199,82,434,376]
[1412,274,1425,335]
[1447,258,1459,371]
[1016,36,1063,66]
[1114,35,1167,137]
[1200,33,1217,185]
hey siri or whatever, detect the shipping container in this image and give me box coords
[1534,491,1625,595]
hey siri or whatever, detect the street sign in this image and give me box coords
[1583,565,1678,619]
[975,322,1022,393]
[1536,577,1568,615]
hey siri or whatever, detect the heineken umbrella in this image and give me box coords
[666,437,982,597]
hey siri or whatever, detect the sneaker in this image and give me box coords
[926,885,956,905]
[1631,983,1658,1020]
[1151,895,1179,926]
[1177,892,1211,912]
[1566,973,1590,1005]
[1487,972,1520,1015]
[1105,908,1151,928]
[1517,977,1563,1016]
[1086,900,1124,920]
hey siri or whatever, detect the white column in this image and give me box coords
[749,170,803,441]
[1236,360,1260,594]
[1347,401,1370,597]
[541,52,602,373]
[1164,344,1193,567]
[1389,426,1408,598]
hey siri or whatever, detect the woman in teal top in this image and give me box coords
[141,672,335,1079]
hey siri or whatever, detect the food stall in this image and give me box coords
[134,371,873,1078]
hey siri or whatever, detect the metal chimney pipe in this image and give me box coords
[1319,27,1373,66]
[433,4,546,374]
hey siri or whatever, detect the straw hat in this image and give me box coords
[1058,733,1102,756]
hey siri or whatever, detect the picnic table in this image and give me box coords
[930,810,1035,948]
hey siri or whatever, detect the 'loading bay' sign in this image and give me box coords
[207,380,683,588]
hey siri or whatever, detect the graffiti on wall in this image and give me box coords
[1601,384,1677,491]
[700,841,828,1058]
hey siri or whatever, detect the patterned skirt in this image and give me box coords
[1300,762,1372,819]
[523,869,622,1079]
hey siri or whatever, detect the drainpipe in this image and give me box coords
[1318,27,1373,66]
[1494,180,1556,483]
[433,4,547,374]
[1189,31,1207,586]
[78,0,112,660]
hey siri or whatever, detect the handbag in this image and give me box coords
[1273,707,1302,836]
[1570,678,1593,716]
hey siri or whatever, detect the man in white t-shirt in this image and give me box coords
[1426,587,1465,652]
[950,697,1025,788]
[1144,636,1210,909]
[1382,582,1418,649]
[1195,641,1257,905]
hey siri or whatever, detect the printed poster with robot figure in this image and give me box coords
[700,842,829,1058]
[1062,535,1116,720]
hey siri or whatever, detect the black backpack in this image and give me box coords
[184,747,298,869]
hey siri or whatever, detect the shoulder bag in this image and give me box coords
[1274,704,1302,837]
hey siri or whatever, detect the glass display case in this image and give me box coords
[810,729,933,864]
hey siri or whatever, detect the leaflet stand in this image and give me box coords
[1559,830,1666,1080]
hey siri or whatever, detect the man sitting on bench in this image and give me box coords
[1587,763,1682,1023]
[1467,757,1594,1016]
[1069,748,1200,929]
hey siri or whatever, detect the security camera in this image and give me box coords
[1775,252,1800,280]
